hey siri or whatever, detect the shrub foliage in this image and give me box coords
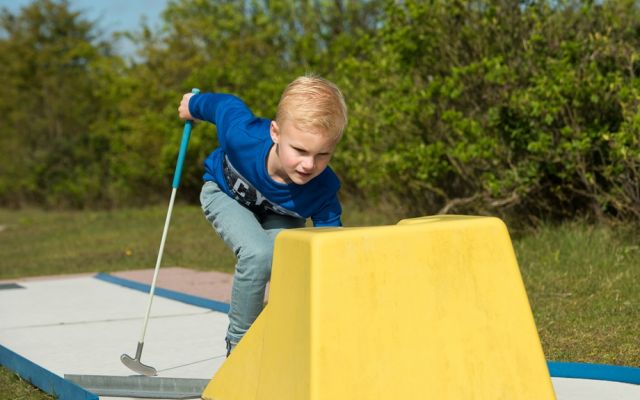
[1,0,639,222]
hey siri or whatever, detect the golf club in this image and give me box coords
[121,88,200,376]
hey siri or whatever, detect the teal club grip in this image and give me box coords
[172,88,200,189]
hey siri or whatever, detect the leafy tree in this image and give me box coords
[0,0,116,207]
[113,0,385,204]
[334,0,640,222]
[1,0,638,223]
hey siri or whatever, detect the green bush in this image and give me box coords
[1,0,638,223]
[334,0,640,221]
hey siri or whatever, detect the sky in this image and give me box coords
[0,0,169,55]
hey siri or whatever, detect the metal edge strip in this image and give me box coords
[95,274,640,386]
[64,374,210,398]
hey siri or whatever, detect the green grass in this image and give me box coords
[0,203,401,280]
[514,222,640,366]
[0,206,638,398]
[0,205,236,278]
[0,366,53,400]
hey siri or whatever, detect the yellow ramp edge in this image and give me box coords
[203,215,556,400]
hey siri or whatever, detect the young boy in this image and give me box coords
[177,75,347,355]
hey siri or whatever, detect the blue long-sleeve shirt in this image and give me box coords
[189,93,342,227]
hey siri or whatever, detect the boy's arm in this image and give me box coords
[311,195,342,227]
[178,92,253,147]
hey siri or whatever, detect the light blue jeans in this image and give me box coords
[200,181,305,345]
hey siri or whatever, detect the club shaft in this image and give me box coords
[138,187,177,343]
[130,88,199,353]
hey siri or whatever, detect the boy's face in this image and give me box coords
[269,120,337,185]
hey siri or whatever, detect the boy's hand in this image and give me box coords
[178,93,195,120]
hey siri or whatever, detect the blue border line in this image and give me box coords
[96,273,640,386]
[548,361,640,385]
[0,344,98,400]
[94,272,230,313]
[2,274,639,396]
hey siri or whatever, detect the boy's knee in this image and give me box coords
[237,244,274,280]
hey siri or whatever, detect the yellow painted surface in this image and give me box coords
[202,215,556,400]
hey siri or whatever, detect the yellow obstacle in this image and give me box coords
[202,215,556,400]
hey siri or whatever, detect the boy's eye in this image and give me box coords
[291,146,331,158]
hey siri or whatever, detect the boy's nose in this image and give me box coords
[301,156,315,171]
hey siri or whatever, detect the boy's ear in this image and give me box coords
[270,121,280,144]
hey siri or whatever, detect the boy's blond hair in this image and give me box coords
[276,74,348,141]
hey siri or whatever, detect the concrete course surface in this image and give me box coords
[1,273,229,399]
[1,269,639,399]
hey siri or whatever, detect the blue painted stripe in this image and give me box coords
[548,361,640,385]
[0,344,98,400]
[94,273,640,386]
[94,272,230,313]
